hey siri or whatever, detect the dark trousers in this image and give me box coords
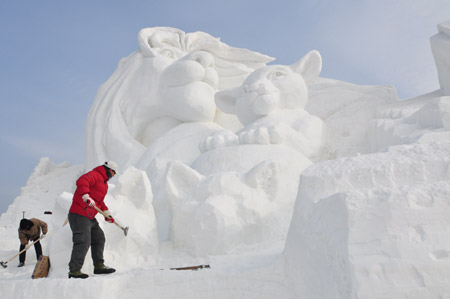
[19,240,42,263]
[68,212,106,272]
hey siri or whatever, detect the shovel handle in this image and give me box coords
[93,206,127,231]
[4,237,41,265]
[93,205,110,218]
[93,206,115,222]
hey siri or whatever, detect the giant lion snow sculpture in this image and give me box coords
[85,27,273,170]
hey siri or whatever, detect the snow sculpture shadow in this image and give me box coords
[85,27,273,170]
[210,50,325,160]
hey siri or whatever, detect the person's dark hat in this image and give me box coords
[20,219,33,230]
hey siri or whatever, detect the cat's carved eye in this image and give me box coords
[269,70,286,80]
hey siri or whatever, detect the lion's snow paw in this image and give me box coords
[199,129,238,152]
[238,125,284,145]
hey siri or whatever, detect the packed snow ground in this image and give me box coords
[1,22,450,298]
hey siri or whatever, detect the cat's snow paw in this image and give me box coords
[199,129,238,152]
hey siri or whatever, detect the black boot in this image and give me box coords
[93,262,116,274]
[68,270,89,279]
[18,262,24,267]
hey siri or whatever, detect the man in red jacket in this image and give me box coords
[68,161,119,279]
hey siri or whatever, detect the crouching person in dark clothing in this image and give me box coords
[18,218,48,267]
[68,161,119,279]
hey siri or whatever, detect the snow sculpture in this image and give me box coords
[135,121,225,240]
[368,94,450,151]
[85,27,274,240]
[166,153,310,255]
[306,79,398,158]
[162,51,326,254]
[431,20,450,96]
[213,50,325,159]
[5,21,450,298]
[85,27,273,170]
[164,143,311,255]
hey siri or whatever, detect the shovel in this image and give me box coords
[1,237,42,268]
[93,206,129,236]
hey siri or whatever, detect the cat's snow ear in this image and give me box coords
[215,86,243,114]
[244,161,278,199]
[166,161,204,205]
[291,50,322,82]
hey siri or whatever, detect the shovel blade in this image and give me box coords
[0,261,7,268]
[123,227,129,236]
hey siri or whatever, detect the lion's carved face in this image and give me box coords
[157,50,219,122]
[126,49,220,147]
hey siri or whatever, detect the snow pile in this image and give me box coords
[0,159,82,251]
[1,21,450,298]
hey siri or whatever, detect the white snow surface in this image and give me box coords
[1,23,450,298]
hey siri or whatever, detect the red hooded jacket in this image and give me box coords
[69,165,110,219]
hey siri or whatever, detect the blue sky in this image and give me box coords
[0,0,449,214]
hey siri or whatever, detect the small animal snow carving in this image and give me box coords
[212,50,325,159]
[166,159,291,255]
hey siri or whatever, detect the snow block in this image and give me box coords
[284,141,450,298]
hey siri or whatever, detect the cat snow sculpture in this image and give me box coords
[212,50,325,160]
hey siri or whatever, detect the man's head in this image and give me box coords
[20,219,33,230]
[103,161,119,178]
